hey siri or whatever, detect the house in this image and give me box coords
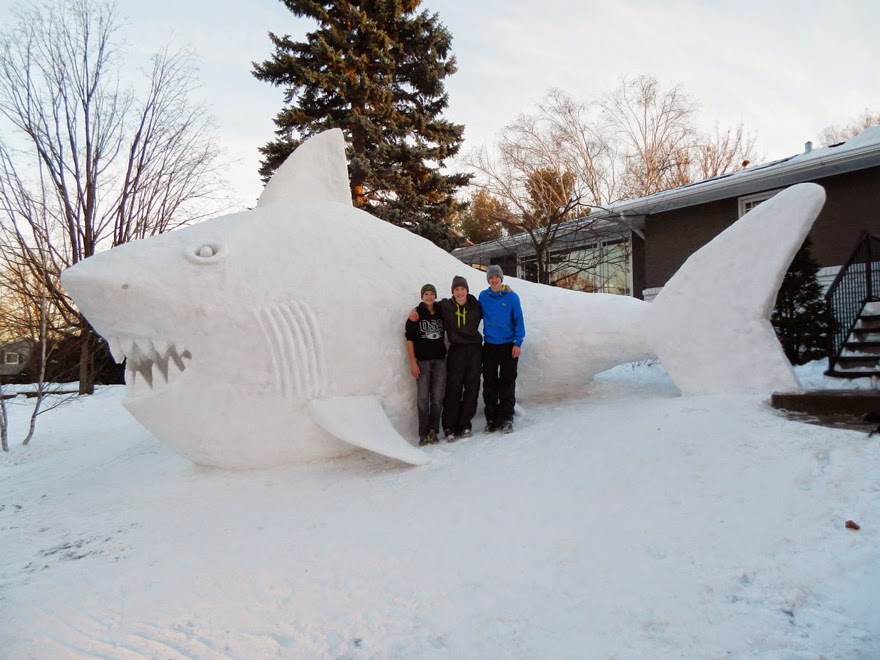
[0,338,34,380]
[453,126,880,302]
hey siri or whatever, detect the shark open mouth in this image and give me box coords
[107,336,192,396]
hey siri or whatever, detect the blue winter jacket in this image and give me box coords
[479,285,525,346]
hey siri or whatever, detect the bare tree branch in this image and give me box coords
[819,109,880,146]
[465,77,758,293]
[0,0,223,396]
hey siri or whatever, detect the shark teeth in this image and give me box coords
[112,335,191,397]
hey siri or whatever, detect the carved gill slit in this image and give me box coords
[282,301,325,398]
[257,301,325,401]
[277,304,310,397]
[299,302,328,396]
[256,308,290,399]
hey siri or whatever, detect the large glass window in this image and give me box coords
[518,239,632,295]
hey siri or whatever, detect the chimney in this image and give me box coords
[804,141,813,154]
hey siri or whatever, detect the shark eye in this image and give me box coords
[186,242,227,265]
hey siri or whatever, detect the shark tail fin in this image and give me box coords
[648,183,826,395]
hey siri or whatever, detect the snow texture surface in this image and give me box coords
[651,183,825,395]
[1,362,878,658]
[60,131,823,468]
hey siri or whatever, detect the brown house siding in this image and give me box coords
[808,168,880,267]
[642,166,880,291]
[644,198,739,289]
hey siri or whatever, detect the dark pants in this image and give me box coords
[442,343,482,433]
[417,358,446,438]
[482,342,518,425]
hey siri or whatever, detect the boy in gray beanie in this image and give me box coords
[480,265,525,434]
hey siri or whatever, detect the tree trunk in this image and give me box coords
[78,324,96,395]
[0,387,8,452]
[537,246,552,285]
[23,293,50,445]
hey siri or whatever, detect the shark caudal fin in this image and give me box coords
[257,128,352,208]
[649,183,826,395]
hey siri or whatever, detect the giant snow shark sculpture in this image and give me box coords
[60,129,825,469]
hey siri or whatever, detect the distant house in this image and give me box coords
[0,338,34,379]
[453,126,880,301]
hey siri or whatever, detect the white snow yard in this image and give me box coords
[2,360,878,658]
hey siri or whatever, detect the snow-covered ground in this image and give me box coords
[2,361,878,658]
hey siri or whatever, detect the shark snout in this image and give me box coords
[61,256,130,305]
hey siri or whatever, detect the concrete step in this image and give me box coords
[827,367,880,378]
[835,355,880,368]
[850,326,880,338]
[772,390,880,416]
[844,341,880,352]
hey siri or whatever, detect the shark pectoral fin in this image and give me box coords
[309,396,430,466]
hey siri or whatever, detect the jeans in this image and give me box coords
[417,358,446,438]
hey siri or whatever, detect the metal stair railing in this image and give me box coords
[825,231,880,372]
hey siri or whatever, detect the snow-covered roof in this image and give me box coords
[454,127,880,263]
[607,125,880,217]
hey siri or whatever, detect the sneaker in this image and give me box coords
[459,428,472,439]
[427,429,440,444]
[484,423,498,433]
[500,421,513,434]
[444,428,457,441]
[419,436,430,447]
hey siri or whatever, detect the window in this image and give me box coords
[518,238,632,295]
[4,352,19,365]
[738,189,783,218]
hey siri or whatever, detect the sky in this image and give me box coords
[2,0,879,210]
[2,361,878,656]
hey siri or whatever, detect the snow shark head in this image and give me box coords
[61,130,431,467]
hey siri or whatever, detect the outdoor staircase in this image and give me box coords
[825,231,880,384]
[771,231,880,422]
[827,300,880,382]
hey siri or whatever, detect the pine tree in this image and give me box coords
[253,0,470,250]
[771,237,835,365]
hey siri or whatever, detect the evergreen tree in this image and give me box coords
[253,0,470,250]
[771,237,834,365]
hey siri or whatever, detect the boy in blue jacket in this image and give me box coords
[480,265,525,434]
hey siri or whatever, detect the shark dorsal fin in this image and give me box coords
[257,128,353,208]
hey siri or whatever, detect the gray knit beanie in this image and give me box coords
[451,275,469,293]
[486,264,504,281]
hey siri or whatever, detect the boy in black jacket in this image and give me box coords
[409,276,483,441]
[405,284,446,445]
